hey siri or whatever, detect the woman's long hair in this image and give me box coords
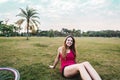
[62,35,76,58]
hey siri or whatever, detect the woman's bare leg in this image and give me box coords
[83,61,102,80]
[64,64,92,80]
[78,64,92,80]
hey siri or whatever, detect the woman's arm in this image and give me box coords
[49,47,61,69]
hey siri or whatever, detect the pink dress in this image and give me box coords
[59,50,76,73]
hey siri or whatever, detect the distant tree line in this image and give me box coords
[35,29,120,37]
[36,28,81,37]
[0,21,120,37]
[0,21,19,37]
[82,30,120,37]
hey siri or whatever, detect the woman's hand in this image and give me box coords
[49,65,54,69]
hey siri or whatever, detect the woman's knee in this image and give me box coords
[82,61,90,65]
[77,62,91,69]
[76,63,85,70]
[72,64,83,70]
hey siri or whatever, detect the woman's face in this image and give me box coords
[66,37,73,47]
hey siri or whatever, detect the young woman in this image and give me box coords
[49,35,102,80]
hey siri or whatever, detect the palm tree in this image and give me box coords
[16,6,40,40]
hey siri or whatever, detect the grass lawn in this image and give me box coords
[0,37,120,80]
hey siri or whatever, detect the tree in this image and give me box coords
[48,29,54,37]
[0,21,3,24]
[61,28,71,36]
[15,19,24,34]
[16,6,40,40]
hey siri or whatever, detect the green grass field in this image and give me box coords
[0,37,120,80]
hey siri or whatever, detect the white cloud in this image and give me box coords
[0,9,20,25]
[30,0,120,31]
[91,0,106,5]
[18,0,26,3]
[13,0,29,3]
[40,0,49,3]
[0,0,8,3]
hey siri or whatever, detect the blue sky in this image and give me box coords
[0,0,120,31]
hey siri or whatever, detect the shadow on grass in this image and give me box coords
[33,43,48,47]
[18,63,81,80]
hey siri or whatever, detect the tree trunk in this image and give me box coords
[26,19,29,40]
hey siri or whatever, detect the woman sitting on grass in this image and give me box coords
[49,35,102,80]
